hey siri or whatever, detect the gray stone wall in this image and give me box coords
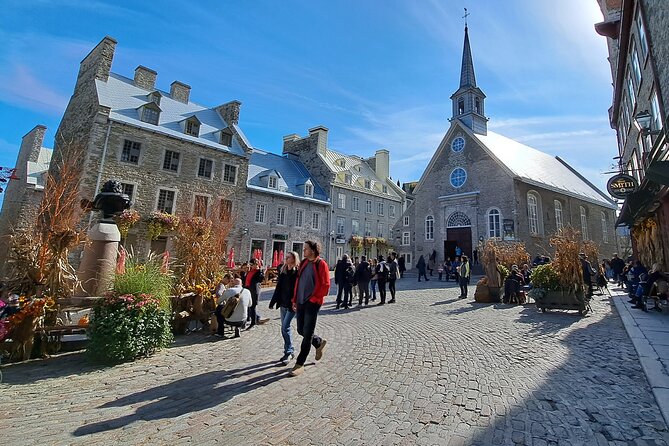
[643,0,669,120]
[0,125,48,277]
[241,190,329,265]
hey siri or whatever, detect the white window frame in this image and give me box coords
[255,202,267,224]
[601,211,609,244]
[351,219,360,235]
[382,185,388,194]
[554,200,564,232]
[651,89,662,132]
[636,8,648,59]
[141,105,160,125]
[378,202,384,216]
[295,209,304,228]
[352,196,359,212]
[364,221,372,237]
[120,182,137,204]
[364,179,371,189]
[389,204,396,218]
[425,215,434,241]
[631,45,642,88]
[155,188,177,214]
[268,175,278,190]
[377,222,384,238]
[223,164,238,185]
[305,182,314,197]
[276,206,286,226]
[366,199,372,214]
[487,208,501,239]
[197,157,214,180]
[338,193,346,209]
[402,231,410,246]
[162,149,181,174]
[312,212,320,230]
[527,192,540,235]
[185,119,200,137]
[580,206,589,240]
[336,217,345,235]
[120,139,142,165]
[403,216,409,227]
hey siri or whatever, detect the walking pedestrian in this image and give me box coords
[334,254,350,310]
[370,258,378,301]
[244,258,269,329]
[289,240,330,377]
[428,250,436,276]
[398,255,406,278]
[417,255,429,282]
[376,255,389,305]
[269,251,300,365]
[388,252,399,303]
[458,255,471,299]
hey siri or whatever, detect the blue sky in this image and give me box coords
[0,0,614,205]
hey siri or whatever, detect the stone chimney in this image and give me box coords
[216,100,241,126]
[77,36,116,87]
[374,149,390,179]
[308,126,329,157]
[134,65,157,91]
[170,81,191,103]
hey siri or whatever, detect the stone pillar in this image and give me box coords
[76,222,120,296]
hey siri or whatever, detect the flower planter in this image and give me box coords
[534,288,588,315]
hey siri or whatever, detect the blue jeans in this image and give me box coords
[371,279,377,300]
[280,307,296,355]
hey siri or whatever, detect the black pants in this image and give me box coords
[336,284,345,307]
[215,304,246,336]
[248,292,258,327]
[377,279,387,303]
[459,276,470,297]
[388,279,396,301]
[418,270,428,281]
[296,301,323,366]
[358,281,370,305]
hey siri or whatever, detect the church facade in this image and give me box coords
[396,27,618,266]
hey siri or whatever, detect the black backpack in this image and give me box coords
[345,266,356,285]
[377,262,389,281]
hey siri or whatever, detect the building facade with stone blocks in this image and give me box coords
[0,125,52,277]
[395,26,618,270]
[50,36,252,261]
[595,0,669,270]
[282,126,405,265]
[242,149,330,265]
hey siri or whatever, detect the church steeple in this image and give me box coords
[451,24,488,135]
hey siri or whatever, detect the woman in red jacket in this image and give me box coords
[289,240,330,377]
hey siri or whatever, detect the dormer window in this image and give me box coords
[268,175,278,189]
[364,179,371,189]
[184,116,201,137]
[149,91,162,106]
[140,103,160,125]
[382,185,388,194]
[220,128,233,146]
[344,174,352,184]
[337,158,346,167]
[304,181,313,197]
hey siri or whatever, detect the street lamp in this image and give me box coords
[634,110,660,136]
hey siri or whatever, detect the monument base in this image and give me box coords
[76,222,121,296]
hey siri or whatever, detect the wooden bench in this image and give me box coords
[643,280,669,312]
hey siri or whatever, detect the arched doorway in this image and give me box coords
[444,211,472,259]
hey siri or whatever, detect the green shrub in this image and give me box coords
[498,264,510,283]
[530,264,561,291]
[113,253,172,310]
[87,293,173,363]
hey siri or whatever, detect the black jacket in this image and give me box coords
[355,261,372,283]
[243,268,265,300]
[610,257,625,274]
[334,259,348,285]
[269,268,298,309]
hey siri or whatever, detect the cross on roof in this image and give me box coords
[463,8,470,28]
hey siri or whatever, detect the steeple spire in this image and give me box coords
[459,26,477,88]
[450,21,488,135]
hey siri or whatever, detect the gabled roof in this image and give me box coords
[322,149,403,200]
[95,73,247,156]
[26,147,52,189]
[472,129,617,209]
[248,150,329,204]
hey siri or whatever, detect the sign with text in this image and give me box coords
[607,174,637,199]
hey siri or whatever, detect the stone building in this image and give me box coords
[595,0,669,269]
[282,127,405,264]
[0,125,52,276]
[51,36,252,259]
[396,26,618,269]
[243,149,330,264]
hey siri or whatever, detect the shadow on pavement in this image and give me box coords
[514,305,584,335]
[72,362,287,437]
[0,351,110,385]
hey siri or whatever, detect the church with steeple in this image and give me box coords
[395,25,618,268]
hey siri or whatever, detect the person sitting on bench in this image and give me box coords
[215,278,252,338]
[633,263,668,310]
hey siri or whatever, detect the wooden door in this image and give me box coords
[447,227,473,258]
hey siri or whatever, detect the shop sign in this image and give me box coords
[607,174,638,199]
[272,234,288,240]
[335,238,346,244]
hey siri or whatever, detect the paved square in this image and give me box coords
[2,278,668,445]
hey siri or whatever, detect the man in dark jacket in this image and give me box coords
[334,254,351,309]
[355,255,372,306]
[579,253,596,298]
[610,253,625,285]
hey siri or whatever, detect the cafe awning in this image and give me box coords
[645,161,669,186]
[616,189,655,227]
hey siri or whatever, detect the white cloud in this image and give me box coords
[0,64,69,115]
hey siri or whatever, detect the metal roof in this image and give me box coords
[322,149,402,200]
[248,150,329,204]
[26,147,52,189]
[95,73,247,156]
[473,130,616,209]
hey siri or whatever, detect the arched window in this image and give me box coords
[447,212,471,228]
[527,192,541,235]
[425,215,434,240]
[488,209,501,238]
[601,211,608,244]
[554,200,563,232]
[580,206,589,240]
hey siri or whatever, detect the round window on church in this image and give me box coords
[451,137,465,153]
[450,168,467,188]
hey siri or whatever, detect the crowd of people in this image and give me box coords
[213,240,329,377]
[606,255,669,312]
[332,252,401,308]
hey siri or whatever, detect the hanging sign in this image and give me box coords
[607,174,637,199]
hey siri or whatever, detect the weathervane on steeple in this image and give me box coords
[463,8,470,28]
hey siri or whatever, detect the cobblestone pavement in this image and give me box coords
[2,277,669,445]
